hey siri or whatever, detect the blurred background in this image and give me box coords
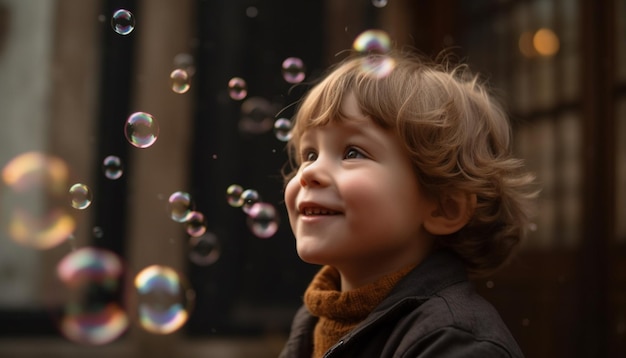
[0,0,623,357]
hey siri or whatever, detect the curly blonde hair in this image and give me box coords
[283,50,538,276]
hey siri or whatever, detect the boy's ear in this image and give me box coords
[423,191,477,236]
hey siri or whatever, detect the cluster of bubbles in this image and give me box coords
[166,191,221,266]
[0,4,402,345]
[226,184,279,239]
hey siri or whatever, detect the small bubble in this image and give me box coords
[188,232,221,266]
[93,226,104,238]
[170,69,190,94]
[240,189,260,214]
[185,211,206,238]
[102,155,123,180]
[528,222,538,232]
[168,191,193,223]
[226,184,244,207]
[273,118,293,142]
[238,97,276,135]
[228,77,247,100]
[353,29,391,54]
[281,57,306,84]
[111,9,135,35]
[485,280,495,289]
[521,318,530,327]
[246,6,259,18]
[134,265,194,334]
[372,0,388,8]
[97,14,106,23]
[124,112,159,149]
[246,202,279,238]
[69,183,93,210]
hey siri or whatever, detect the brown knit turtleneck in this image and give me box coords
[303,265,415,358]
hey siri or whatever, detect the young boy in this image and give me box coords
[279,50,536,358]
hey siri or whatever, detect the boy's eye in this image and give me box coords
[344,147,365,159]
[303,151,317,161]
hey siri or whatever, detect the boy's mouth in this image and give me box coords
[301,207,340,216]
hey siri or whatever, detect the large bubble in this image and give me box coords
[56,247,128,345]
[1,152,75,249]
[124,112,159,149]
[134,265,194,334]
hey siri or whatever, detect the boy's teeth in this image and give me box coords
[304,208,335,215]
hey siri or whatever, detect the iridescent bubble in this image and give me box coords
[226,184,244,207]
[168,191,193,223]
[124,112,159,149]
[69,183,93,210]
[353,29,391,54]
[240,189,260,214]
[134,265,194,334]
[273,118,293,142]
[60,303,129,345]
[246,202,279,239]
[102,155,123,180]
[372,0,388,8]
[281,57,306,84]
[111,9,135,36]
[170,69,190,94]
[353,29,395,79]
[57,247,123,288]
[56,247,128,345]
[188,232,221,266]
[1,152,75,249]
[228,77,247,100]
[185,211,206,238]
[238,97,277,135]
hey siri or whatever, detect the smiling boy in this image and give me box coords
[279,50,536,358]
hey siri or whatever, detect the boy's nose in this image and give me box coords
[299,160,331,187]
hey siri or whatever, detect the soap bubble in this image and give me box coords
[226,184,244,207]
[188,232,221,266]
[56,247,128,345]
[168,191,193,223]
[102,155,123,180]
[238,97,276,135]
[372,0,388,8]
[185,211,206,238]
[111,9,135,35]
[134,265,194,334]
[353,29,391,54]
[170,69,190,94]
[124,112,159,149]
[69,183,93,210]
[281,57,306,84]
[228,77,247,100]
[240,189,260,214]
[273,118,293,141]
[246,202,279,238]
[1,152,75,249]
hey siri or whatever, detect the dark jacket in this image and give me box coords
[279,250,524,358]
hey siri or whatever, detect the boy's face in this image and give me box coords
[284,93,435,281]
